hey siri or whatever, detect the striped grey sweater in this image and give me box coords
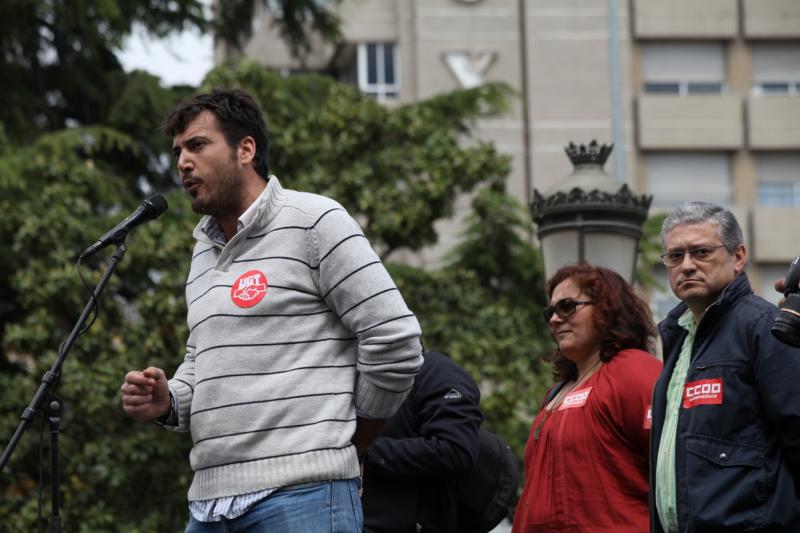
[167,176,423,501]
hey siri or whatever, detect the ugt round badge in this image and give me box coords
[231,270,268,308]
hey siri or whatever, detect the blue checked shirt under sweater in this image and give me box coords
[162,176,423,503]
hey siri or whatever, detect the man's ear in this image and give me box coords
[237,136,256,166]
[733,243,747,274]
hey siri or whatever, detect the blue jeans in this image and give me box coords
[185,479,363,533]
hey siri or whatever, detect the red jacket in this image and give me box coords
[513,349,662,532]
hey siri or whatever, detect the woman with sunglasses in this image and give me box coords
[512,262,662,533]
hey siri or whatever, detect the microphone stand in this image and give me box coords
[0,241,129,532]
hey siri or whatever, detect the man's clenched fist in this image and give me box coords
[120,367,171,421]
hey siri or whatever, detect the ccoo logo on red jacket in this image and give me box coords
[231,270,268,308]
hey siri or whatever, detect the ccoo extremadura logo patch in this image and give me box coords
[231,270,268,308]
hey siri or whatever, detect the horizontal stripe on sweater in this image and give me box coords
[193,445,354,473]
[189,282,323,306]
[194,365,357,387]
[194,417,357,446]
[193,337,358,359]
[189,309,333,333]
[245,207,345,240]
[190,391,354,417]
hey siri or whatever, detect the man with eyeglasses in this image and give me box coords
[649,201,800,532]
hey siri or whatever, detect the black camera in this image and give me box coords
[771,256,800,347]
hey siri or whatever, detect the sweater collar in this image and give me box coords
[193,175,288,245]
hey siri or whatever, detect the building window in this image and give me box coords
[751,44,800,96]
[642,43,726,95]
[757,153,800,207]
[645,153,731,208]
[643,81,725,95]
[755,81,800,95]
[758,182,800,207]
[358,42,398,101]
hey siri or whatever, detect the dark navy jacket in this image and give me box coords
[362,351,483,533]
[650,274,800,532]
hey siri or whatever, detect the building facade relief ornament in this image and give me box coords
[443,51,496,89]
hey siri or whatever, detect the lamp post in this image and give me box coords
[530,140,652,283]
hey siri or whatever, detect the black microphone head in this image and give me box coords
[143,195,168,220]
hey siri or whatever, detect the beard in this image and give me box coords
[189,155,246,220]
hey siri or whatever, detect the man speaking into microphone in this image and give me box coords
[119,89,422,532]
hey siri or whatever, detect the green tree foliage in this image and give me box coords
[393,180,553,454]
[0,60,553,530]
[0,0,207,142]
[103,70,197,191]
[0,127,196,531]
[636,212,668,290]
[215,0,344,61]
[0,0,345,144]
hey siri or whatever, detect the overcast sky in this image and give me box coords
[118,23,214,87]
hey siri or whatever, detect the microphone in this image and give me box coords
[81,195,168,258]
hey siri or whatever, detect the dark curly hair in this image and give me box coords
[545,262,656,382]
[163,88,269,180]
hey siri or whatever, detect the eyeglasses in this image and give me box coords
[543,298,594,322]
[660,245,727,267]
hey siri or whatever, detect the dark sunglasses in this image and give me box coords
[543,298,594,322]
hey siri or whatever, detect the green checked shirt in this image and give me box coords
[655,309,696,533]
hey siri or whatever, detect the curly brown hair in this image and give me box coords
[545,262,656,382]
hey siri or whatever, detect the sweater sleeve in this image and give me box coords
[163,341,196,433]
[311,207,423,419]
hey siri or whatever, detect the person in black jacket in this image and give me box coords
[650,201,800,532]
[361,351,483,533]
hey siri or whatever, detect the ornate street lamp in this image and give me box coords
[530,140,652,283]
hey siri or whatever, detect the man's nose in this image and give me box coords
[177,153,193,175]
[680,251,697,270]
